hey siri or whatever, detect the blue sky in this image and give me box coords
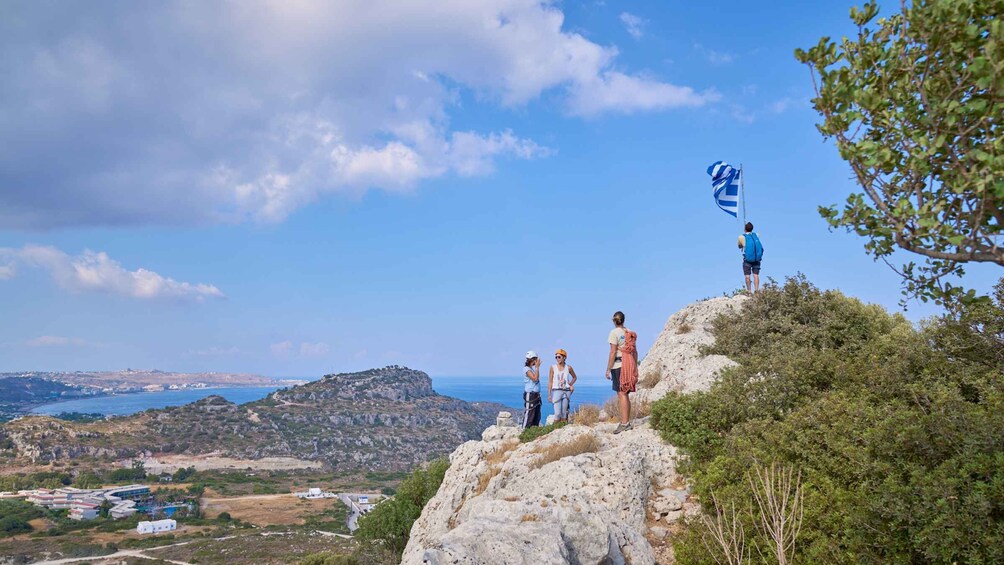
[1,0,999,379]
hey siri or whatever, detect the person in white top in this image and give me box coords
[548,349,577,423]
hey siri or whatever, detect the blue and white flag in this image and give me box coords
[707,161,741,218]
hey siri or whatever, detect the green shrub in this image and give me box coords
[518,421,567,443]
[0,516,31,535]
[301,553,359,565]
[0,499,43,537]
[355,458,449,558]
[653,275,1004,564]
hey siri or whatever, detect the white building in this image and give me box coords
[294,487,336,499]
[137,519,176,534]
[69,507,100,521]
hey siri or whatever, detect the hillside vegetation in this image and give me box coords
[651,276,1004,563]
[0,367,502,472]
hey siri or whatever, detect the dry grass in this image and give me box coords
[639,370,661,389]
[521,513,540,522]
[675,313,693,334]
[572,403,601,426]
[200,493,339,526]
[474,439,518,496]
[529,433,600,469]
[633,399,653,419]
[603,395,621,422]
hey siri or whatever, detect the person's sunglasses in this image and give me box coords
[555,354,565,358]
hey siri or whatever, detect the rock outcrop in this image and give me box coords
[404,295,746,564]
[402,421,696,565]
[635,295,746,403]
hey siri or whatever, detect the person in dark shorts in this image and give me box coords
[605,311,638,434]
[521,350,542,429]
[738,222,764,294]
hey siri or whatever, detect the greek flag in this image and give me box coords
[707,161,740,218]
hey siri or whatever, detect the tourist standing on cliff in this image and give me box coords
[738,222,764,294]
[522,351,542,429]
[548,349,577,423]
[606,311,639,434]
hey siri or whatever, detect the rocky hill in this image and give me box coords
[0,369,287,392]
[0,377,94,422]
[402,295,745,564]
[0,366,505,472]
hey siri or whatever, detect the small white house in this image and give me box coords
[137,519,177,534]
[294,487,335,499]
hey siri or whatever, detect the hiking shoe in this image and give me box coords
[613,423,631,434]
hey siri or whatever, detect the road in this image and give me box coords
[337,492,381,532]
[31,540,196,565]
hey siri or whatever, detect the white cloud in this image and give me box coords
[694,43,735,65]
[25,335,91,347]
[299,342,330,357]
[1,1,716,228]
[569,72,720,116]
[0,245,224,302]
[270,341,294,357]
[619,12,646,39]
[707,51,735,65]
[770,97,794,113]
[0,263,15,280]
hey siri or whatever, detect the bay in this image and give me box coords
[28,377,619,422]
[30,386,284,416]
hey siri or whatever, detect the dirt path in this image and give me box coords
[30,541,195,565]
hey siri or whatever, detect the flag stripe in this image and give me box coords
[707,160,740,218]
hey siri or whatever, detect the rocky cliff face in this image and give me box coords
[0,366,505,472]
[403,296,745,564]
[635,295,746,403]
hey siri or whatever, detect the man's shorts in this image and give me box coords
[743,260,761,275]
[610,368,621,391]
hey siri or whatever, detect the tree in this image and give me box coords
[796,0,1003,307]
[355,459,449,558]
[73,472,102,489]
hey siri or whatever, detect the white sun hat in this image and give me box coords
[525,350,538,360]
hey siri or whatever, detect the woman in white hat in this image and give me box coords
[522,350,542,429]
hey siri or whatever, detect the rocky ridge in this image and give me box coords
[402,295,746,564]
[0,366,506,472]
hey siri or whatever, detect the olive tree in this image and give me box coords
[796,0,1003,307]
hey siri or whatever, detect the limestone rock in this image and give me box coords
[481,425,520,442]
[404,296,745,564]
[496,411,516,428]
[403,423,682,565]
[635,295,747,404]
[663,510,684,523]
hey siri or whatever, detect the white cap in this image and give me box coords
[525,350,537,360]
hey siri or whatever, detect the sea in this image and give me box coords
[29,376,618,422]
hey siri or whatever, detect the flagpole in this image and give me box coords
[740,163,747,225]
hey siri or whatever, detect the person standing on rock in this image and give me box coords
[738,221,764,294]
[548,349,577,423]
[522,351,542,429]
[606,311,639,434]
